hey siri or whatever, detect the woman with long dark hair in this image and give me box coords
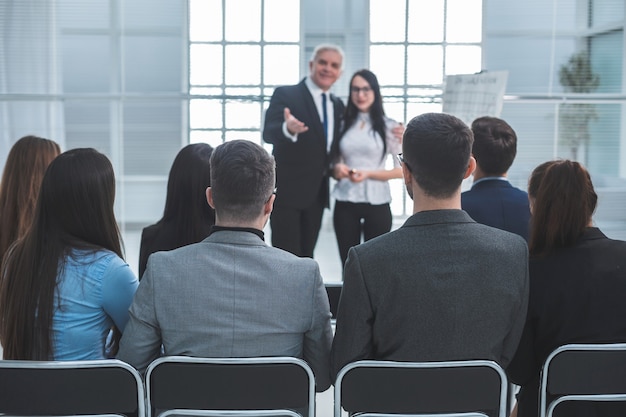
[0,135,60,262]
[0,148,138,360]
[330,69,402,267]
[138,143,214,277]
[507,160,626,417]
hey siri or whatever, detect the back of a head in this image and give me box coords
[528,159,597,257]
[0,135,61,259]
[210,140,275,223]
[36,148,121,253]
[162,143,215,234]
[471,116,517,176]
[402,112,474,198]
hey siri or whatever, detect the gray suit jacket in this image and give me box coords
[118,230,333,391]
[330,209,529,379]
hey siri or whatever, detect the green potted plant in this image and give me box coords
[558,51,600,161]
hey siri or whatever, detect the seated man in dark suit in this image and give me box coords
[330,112,529,379]
[461,116,531,241]
[118,140,333,392]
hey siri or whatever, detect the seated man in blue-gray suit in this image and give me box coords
[330,113,529,379]
[119,140,333,391]
[461,116,531,241]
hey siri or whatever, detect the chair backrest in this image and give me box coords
[0,359,145,417]
[145,356,315,417]
[324,282,342,320]
[357,413,488,417]
[159,409,302,417]
[334,360,507,417]
[546,394,626,417]
[539,343,626,417]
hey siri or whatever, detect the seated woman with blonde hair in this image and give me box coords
[507,159,626,417]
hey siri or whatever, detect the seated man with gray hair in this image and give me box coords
[119,140,333,392]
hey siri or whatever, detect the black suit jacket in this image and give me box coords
[507,228,626,417]
[461,178,531,241]
[263,78,344,209]
[330,210,529,379]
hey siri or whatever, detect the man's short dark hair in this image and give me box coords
[471,116,517,176]
[209,140,275,222]
[402,112,473,198]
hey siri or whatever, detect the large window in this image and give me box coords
[483,0,626,239]
[369,0,482,123]
[188,0,301,148]
[368,0,483,215]
[0,0,187,229]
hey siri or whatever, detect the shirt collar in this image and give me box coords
[472,176,509,187]
[209,225,265,241]
[306,76,325,96]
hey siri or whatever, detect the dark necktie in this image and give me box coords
[321,93,328,141]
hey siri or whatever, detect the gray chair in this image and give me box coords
[0,359,145,417]
[539,343,626,417]
[145,356,315,417]
[357,413,487,417]
[334,360,507,417]
[159,409,301,417]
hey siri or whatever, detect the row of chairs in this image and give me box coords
[0,343,625,417]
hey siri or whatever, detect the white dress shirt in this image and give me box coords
[332,113,402,205]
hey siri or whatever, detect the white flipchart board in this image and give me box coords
[442,71,509,125]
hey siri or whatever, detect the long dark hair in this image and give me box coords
[528,159,597,257]
[0,136,60,261]
[334,69,387,161]
[0,148,123,360]
[160,143,214,245]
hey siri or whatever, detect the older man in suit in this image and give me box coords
[118,140,333,392]
[462,116,531,241]
[330,112,529,379]
[262,44,345,258]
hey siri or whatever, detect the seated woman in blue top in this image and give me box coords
[507,160,626,417]
[330,69,403,267]
[138,143,214,278]
[0,148,138,360]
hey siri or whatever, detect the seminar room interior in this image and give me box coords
[1,0,625,303]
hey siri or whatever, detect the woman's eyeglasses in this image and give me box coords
[350,86,372,95]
